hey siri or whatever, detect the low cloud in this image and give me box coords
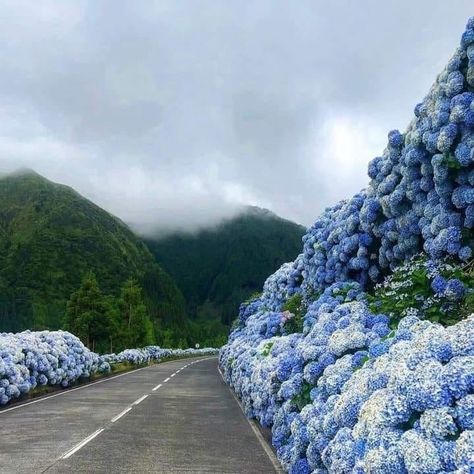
[0,1,472,233]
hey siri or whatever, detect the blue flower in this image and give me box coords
[431,275,447,295]
[219,16,474,473]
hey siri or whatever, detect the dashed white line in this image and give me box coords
[133,394,148,406]
[163,377,170,383]
[0,357,214,420]
[111,406,132,423]
[152,383,162,391]
[61,428,104,459]
[170,373,176,377]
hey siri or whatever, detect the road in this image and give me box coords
[0,357,281,474]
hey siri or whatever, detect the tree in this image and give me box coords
[119,278,154,348]
[64,272,116,352]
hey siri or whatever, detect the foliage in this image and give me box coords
[145,206,305,333]
[261,341,274,357]
[64,272,116,353]
[118,278,154,349]
[368,256,474,328]
[291,381,312,411]
[282,294,305,334]
[0,171,192,347]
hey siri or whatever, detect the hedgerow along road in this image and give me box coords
[0,357,281,473]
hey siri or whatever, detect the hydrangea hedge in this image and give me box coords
[219,18,474,473]
[0,330,217,406]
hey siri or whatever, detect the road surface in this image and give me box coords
[0,357,281,473]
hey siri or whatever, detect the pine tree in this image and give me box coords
[119,278,154,348]
[64,272,116,352]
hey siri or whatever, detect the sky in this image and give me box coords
[0,1,472,234]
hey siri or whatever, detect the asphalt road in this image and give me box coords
[0,357,280,474]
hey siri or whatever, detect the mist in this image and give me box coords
[0,1,472,233]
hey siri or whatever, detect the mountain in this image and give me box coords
[0,170,188,342]
[144,206,306,335]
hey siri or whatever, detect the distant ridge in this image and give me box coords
[0,170,188,344]
[145,205,305,332]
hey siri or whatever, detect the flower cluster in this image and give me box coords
[260,257,304,312]
[368,256,472,328]
[102,346,218,365]
[0,330,105,405]
[317,315,474,473]
[299,18,474,297]
[220,17,474,474]
[0,330,218,407]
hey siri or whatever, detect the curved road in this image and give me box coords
[0,357,281,473]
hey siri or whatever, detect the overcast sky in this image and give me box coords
[0,1,472,234]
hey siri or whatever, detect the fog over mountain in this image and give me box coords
[0,1,472,232]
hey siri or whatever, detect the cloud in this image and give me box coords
[0,0,472,232]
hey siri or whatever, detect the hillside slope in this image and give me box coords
[0,170,188,338]
[145,206,305,328]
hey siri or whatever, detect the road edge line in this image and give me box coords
[217,367,284,474]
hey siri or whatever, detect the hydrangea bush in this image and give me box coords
[102,346,218,366]
[220,18,474,473]
[0,330,217,406]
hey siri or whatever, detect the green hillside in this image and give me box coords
[0,170,188,344]
[145,207,305,332]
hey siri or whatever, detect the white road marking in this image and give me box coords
[61,428,104,459]
[217,367,283,474]
[152,383,162,391]
[163,377,170,383]
[170,373,176,377]
[0,366,150,416]
[0,356,216,416]
[111,406,132,423]
[133,394,148,406]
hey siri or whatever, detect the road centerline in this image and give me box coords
[111,407,132,423]
[132,394,148,406]
[61,428,105,460]
[0,357,207,417]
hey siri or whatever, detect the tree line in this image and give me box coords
[64,272,228,353]
[65,272,156,353]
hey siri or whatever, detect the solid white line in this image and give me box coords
[0,366,150,416]
[152,383,162,391]
[111,406,132,423]
[163,377,170,383]
[217,367,283,474]
[133,394,148,406]
[61,428,104,459]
